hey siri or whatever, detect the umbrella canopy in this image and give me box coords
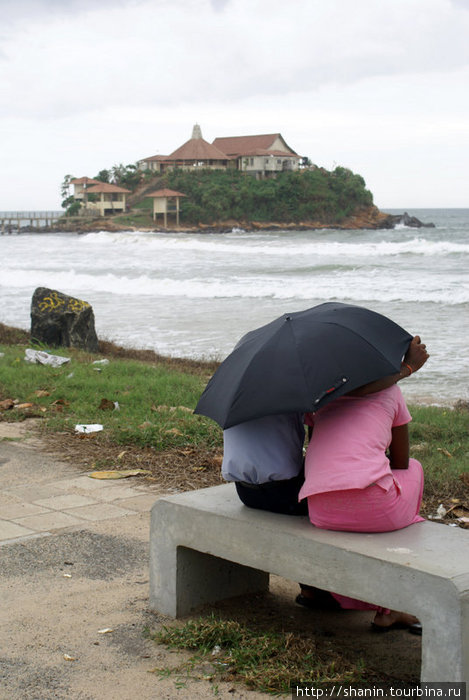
[194,302,412,428]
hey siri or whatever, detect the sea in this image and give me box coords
[1,208,468,407]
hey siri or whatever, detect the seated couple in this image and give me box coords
[221,336,429,633]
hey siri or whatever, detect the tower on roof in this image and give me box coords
[192,124,202,140]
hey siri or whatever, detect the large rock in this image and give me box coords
[31,287,99,352]
[381,211,435,229]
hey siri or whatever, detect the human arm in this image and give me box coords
[388,424,409,469]
[347,335,429,397]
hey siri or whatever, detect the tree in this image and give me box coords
[95,169,110,183]
[111,163,142,189]
[60,174,75,207]
[65,200,82,216]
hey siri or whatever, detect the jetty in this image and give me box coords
[0,212,97,234]
[0,211,63,233]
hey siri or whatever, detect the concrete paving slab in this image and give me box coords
[0,502,51,519]
[64,503,135,521]
[90,484,145,502]
[53,475,114,491]
[33,493,98,510]
[117,494,159,512]
[4,484,65,501]
[0,518,35,540]
[13,510,87,531]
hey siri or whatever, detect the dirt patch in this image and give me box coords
[38,428,225,493]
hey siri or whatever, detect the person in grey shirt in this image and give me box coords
[222,412,307,515]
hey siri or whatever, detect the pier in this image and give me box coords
[0,212,94,233]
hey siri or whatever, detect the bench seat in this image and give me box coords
[149,483,469,686]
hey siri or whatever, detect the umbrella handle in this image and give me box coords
[313,376,348,406]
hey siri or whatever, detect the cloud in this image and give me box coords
[1,0,469,208]
[1,0,469,122]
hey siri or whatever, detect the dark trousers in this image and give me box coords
[235,470,315,592]
[235,469,307,516]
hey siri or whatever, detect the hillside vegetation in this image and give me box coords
[63,164,374,227]
[162,167,373,225]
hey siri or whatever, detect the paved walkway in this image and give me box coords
[0,424,160,545]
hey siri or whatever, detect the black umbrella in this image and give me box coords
[194,302,412,429]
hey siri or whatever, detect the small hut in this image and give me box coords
[146,188,186,227]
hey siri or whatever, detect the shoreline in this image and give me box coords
[2,207,435,235]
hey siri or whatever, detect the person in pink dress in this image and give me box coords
[297,379,425,633]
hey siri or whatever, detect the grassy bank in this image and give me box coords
[0,323,468,511]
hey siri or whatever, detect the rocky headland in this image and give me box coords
[21,205,435,235]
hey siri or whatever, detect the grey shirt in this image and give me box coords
[221,413,305,484]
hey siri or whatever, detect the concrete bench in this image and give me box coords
[149,483,469,686]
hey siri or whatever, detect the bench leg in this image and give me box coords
[420,607,469,687]
[150,544,269,618]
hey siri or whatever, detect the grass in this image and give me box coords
[112,212,156,228]
[0,321,468,503]
[0,341,221,453]
[149,614,371,694]
[407,405,469,484]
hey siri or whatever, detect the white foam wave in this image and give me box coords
[2,265,467,305]
[77,231,469,259]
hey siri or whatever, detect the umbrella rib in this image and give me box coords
[327,322,405,372]
[284,316,313,405]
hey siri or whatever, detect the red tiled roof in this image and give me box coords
[86,183,131,193]
[168,137,228,161]
[70,177,101,185]
[141,155,169,162]
[212,134,297,156]
[146,189,186,198]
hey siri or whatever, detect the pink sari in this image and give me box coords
[306,458,424,610]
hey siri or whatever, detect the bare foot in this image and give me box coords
[372,610,419,630]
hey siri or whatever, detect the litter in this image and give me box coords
[25,349,71,367]
[92,359,109,366]
[75,424,103,434]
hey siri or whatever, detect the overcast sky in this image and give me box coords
[1,0,469,210]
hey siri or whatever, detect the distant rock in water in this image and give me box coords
[31,287,99,352]
[382,211,435,229]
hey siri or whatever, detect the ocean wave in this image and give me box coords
[78,231,469,258]
[2,265,467,305]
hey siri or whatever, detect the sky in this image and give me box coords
[1,0,469,211]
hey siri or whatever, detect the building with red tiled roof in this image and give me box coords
[138,125,301,178]
[138,125,230,173]
[70,177,102,202]
[83,182,131,217]
[212,133,300,177]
